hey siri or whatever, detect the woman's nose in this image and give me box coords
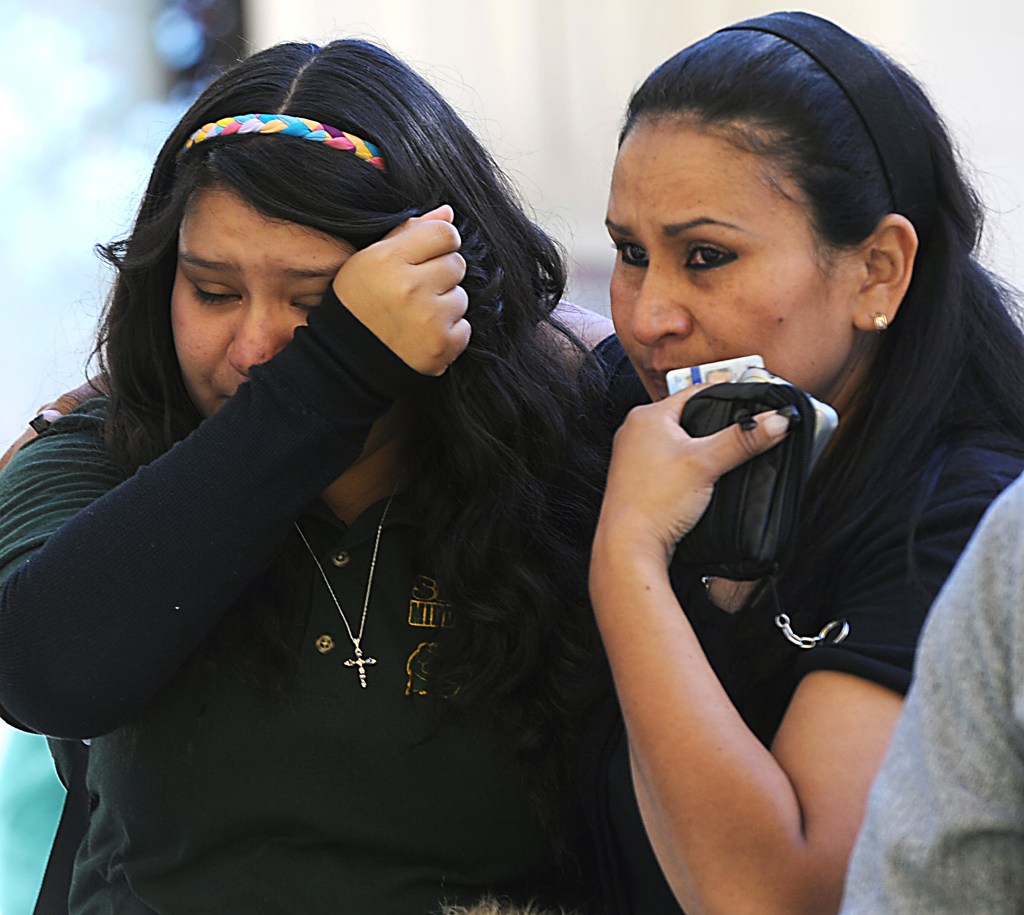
[226,304,298,377]
[626,273,694,347]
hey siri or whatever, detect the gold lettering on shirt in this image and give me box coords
[408,575,455,628]
[406,641,438,696]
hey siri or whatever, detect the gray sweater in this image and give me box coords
[842,471,1024,913]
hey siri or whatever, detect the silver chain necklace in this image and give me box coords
[294,493,396,689]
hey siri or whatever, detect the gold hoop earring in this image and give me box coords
[872,312,889,332]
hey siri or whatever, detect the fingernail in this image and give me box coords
[29,410,61,433]
[763,412,791,436]
[736,410,757,431]
[777,405,802,430]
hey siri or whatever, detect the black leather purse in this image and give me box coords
[673,376,837,580]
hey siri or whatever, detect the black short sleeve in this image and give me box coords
[793,445,1024,695]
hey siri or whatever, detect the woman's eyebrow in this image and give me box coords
[605,216,741,237]
[663,216,740,236]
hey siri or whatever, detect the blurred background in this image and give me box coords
[2,0,1023,457]
[0,0,1021,910]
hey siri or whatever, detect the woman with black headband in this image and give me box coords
[0,39,615,914]
[586,11,1024,913]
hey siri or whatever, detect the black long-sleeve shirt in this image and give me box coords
[0,288,422,737]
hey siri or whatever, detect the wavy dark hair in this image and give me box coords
[95,39,608,854]
[622,24,1024,725]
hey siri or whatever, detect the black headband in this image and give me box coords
[719,11,936,238]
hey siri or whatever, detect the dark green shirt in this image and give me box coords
[1,407,574,913]
[74,498,565,912]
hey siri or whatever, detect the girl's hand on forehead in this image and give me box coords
[331,204,470,375]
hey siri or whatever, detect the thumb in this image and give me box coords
[412,203,454,224]
[378,204,456,245]
[709,408,792,475]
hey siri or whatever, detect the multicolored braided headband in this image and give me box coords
[182,113,386,171]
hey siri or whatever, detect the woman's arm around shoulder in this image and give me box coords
[0,378,106,473]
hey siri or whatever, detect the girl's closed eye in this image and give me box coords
[289,292,329,313]
[191,284,238,305]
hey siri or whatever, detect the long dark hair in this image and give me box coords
[622,24,1024,721]
[96,39,607,849]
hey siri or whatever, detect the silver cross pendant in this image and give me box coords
[344,645,377,688]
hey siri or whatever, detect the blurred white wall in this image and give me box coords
[249,0,1024,314]
[0,0,169,450]
[2,0,1019,455]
